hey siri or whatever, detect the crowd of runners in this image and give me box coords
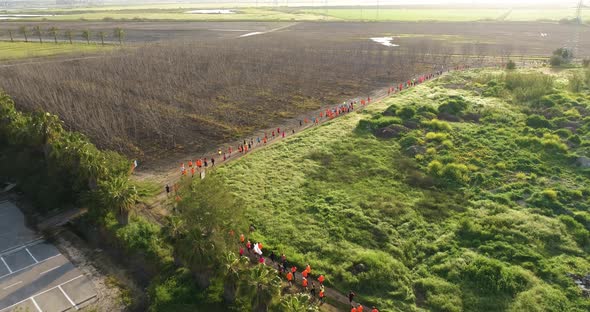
[236,228,381,312]
[163,65,474,310]
[164,66,466,192]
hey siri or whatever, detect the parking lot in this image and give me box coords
[0,200,96,311]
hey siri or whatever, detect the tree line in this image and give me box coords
[3,26,125,45]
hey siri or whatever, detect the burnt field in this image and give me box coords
[0,21,587,162]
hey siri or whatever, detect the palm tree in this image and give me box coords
[113,27,124,45]
[19,26,28,42]
[81,30,91,44]
[99,176,138,226]
[48,26,58,44]
[64,30,73,44]
[31,112,64,162]
[32,26,42,43]
[280,294,320,312]
[247,264,282,312]
[222,252,249,303]
[98,31,106,46]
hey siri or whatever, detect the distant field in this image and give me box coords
[0,41,112,60]
[3,7,335,22]
[301,8,589,22]
[4,5,588,22]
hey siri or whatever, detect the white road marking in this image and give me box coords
[0,254,60,279]
[0,257,12,274]
[25,248,39,263]
[30,297,42,312]
[2,280,22,290]
[39,265,60,276]
[237,23,297,38]
[58,285,78,310]
[0,275,84,312]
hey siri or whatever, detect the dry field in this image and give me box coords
[0,21,587,163]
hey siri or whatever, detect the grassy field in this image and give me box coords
[3,7,335,21]
[203,68,590,310]
[5,5,588,22]
[300,8,589,22]
[0,41,113,60]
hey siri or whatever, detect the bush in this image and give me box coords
[509,285,570,312]
[550,55,564,67]
[505,72,554,102]
[438,96,469,116]
[414,277,462,312]
[569,71,586,93]
[397,106,416,120]
[358,116,402,132]
[425,132,449,142]
[422,119,452,132]
[440,163,471,184]
[526,115,553,129]
[506,60,516,70]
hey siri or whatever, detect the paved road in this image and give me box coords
[0,201,96,312]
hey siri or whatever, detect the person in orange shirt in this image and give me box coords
[305,264,311,275]
[357,304,363,312]
[318,274,325,285]
[302,269,308,279]
[371,306,378,312]
[351,306,357,312]
[240,233,245,243]
[302,277,308,290]
[188,160,193,167]
[286,272,293,287]
[190,166,195,177]
[319,290,325,304]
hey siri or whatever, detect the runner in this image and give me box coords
[240,233,245,243]
[165,184,170,197]
[319,289,325,304]
[191,166,195,177]
[302,277,308,290]
[318,274,325,285]
[286,271,293,287]
[211,157,215,166]
[246,240,252,253]
[357,304,364,312]
[310,283,316,297]
[239,247,244,256]
[348,290,356,304]
[269,251,276,263]
[351,306,357,312]
[291,266,297,282]
[371,307,379,312]
[302,269,308,279]
[204,158,208,167]
[258,256,265,264]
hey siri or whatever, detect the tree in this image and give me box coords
[279,294,320,312]
[173,175,246,288]
[82,30,91,44]
[30,112,64,161]
[32,26,42,44]
[48,27,59,44]
[222,252,249,303]
[99,176,138,226]
[246,264,282,312]
[64,30,73,44]
[19,26,28,42]
[506,60,516,70]
[98,31,106,46]
[113,27,125,45]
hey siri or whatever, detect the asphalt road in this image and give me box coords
[0,201,96,312]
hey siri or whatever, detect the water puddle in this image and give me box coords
[371,37,399,47]
[185,9,235,14]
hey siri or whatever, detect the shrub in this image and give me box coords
[440,163,470,184]
[542,189,558,201]
[438,96,469,116]
[358,116,402,132]
[550,55,564,67]
[526,115,553,129]
[505,72,554,102]
[414,277,462,312]
[397,106,416,120]
[569,71,586,93]
[427,160,444,175]
[583,59,590,68]
[422,119,452,131]
[400,131,424,149]
[425,132,449,142]
[506,60,516,70]
[509,285,570,312]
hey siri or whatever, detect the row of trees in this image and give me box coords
[3,26,125,45]
[0,93,137,225]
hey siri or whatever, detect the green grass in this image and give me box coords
[301,8,590,22]
[201,68,590,311]
[0,41,113,60]
[5,7,335,22]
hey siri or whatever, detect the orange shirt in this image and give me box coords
[302,279,308,287]
[305,265,311,273]
[240,234,245,243]
[302,270,308,278]
[286,272,293,281]
[319,290,324,298]
[291,267,297,273]
[318,275,325,283]
[351,308,357,312]
[371,309,378,312]
[358,306,363,312]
